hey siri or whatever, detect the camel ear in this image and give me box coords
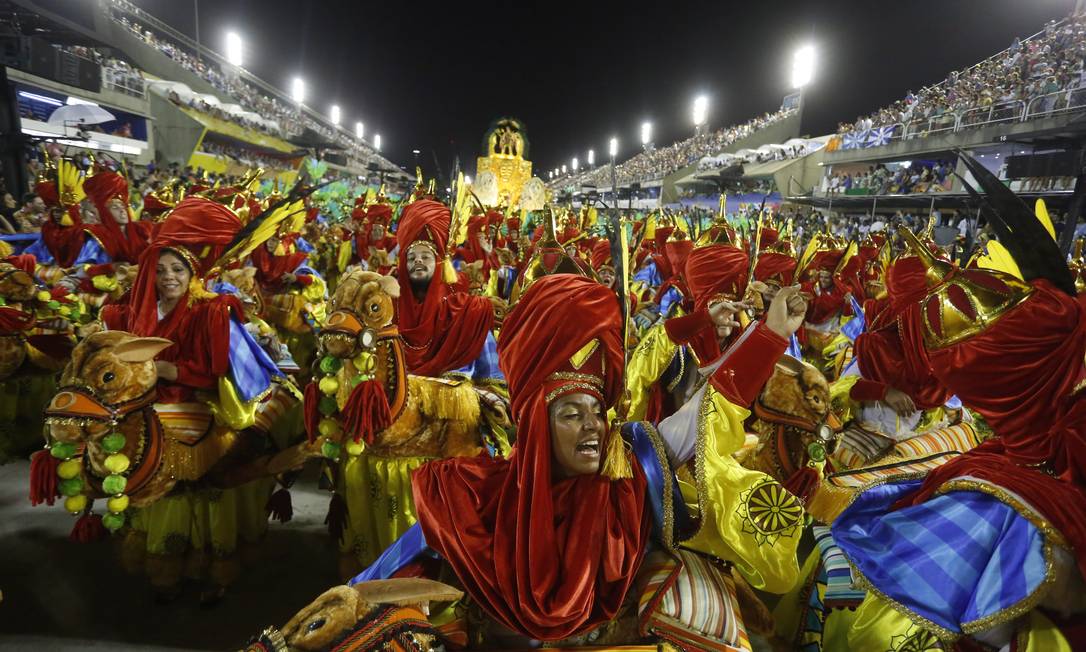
[113,337,173,363]
[774,355,802,377]
[351,578,462,610]
[377,276,400,298]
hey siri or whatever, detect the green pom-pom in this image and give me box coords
[319,395,338,416]
[319,356,342,374]
[47,300,60,310]
[102,512,126,532]
[807,441,827,463]
[59,477,84,497]
[50,442,77,459]
[102,474,127,495]
[321,440,341,460]
[101,433,126,454]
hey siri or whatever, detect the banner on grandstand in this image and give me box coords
[842,125,898,150]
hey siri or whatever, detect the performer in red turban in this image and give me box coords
[395,199,502,378]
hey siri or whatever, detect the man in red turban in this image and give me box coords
[395,199,503,378]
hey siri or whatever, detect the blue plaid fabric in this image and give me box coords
[74,237,111,265]
[23,236,54,265]
[450,331,504,383]
[633,259,662,287]
[227,315,282,401]
[840,295,866,342]
[832,478,1051,635]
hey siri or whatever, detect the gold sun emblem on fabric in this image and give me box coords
[739,477,803,545]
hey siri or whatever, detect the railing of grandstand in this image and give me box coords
[1025,85,1086,120]
[101,65,146,99]
[956,100,1026,131]
[903,113,957,140]
[106,0,355,146]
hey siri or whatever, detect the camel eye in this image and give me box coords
[103,372,116,383]
[306,618,326,633]
[369,302,379,313]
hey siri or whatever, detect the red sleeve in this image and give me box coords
[84,263,115,278]
[295,274,313,287]
[664,306,712,345]
[709,322,788,407]
[850,378,888,402]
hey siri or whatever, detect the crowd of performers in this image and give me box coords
[6,151,1086,651]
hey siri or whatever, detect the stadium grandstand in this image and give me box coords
[0,0,411,199]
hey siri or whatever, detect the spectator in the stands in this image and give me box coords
[13,193,45,233]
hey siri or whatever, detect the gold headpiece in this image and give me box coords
[509,206,597,303]
[898,227,1033,349]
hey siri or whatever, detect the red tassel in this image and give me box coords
[70,512,106,543]
[325,493,347,542]
[783,466,821,505]
[29,449,60,507]
[266,487,293,523]
[341,379,391,446]
[303,381,321,443]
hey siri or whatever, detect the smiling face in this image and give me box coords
[155,251,191,303]
[548,392,605,478]
[406,243,437,284]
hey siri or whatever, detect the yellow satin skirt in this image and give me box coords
[337,452,433,575]
[123,477,275,589]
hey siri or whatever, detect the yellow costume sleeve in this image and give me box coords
[679,385,804,594]
[626,323,680,421]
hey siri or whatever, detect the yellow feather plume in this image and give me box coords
[1034,199,1057,242]
[976,240,1024,280]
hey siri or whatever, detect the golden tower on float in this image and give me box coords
[475,118,533,207]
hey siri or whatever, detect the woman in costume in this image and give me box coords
[349,272,810,648]
[97,195,286,603]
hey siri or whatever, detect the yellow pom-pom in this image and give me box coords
[107,495,129,513]
[36,291,51,302]
[57,458,82,480]
[58,306,71,316]
[345,441,364,457]
[64,494,87,514]
[92,275,119,292]
[318,376,340,396]
[318,418,342,438]
[104,453,130,474]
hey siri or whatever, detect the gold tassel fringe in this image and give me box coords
[600,424,632,480]
[805,481,857,524]
[442,257,458,285]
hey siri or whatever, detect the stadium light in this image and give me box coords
[291,77,305,103]
[562,164,567,174]
[374,134,382,151]
[792,45,816,89]
[465,175,472,185]
[225,32,243,67]
[572,157,579,172]
[330,105,341,125]
[587,149,595,166]
[641,121,652,146]
[692,96,709,127]
[609,137,618,158]
[355,121,364,139]
[549,171,553,179]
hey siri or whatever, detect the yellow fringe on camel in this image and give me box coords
[409,377,480,424]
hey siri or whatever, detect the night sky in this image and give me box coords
[129,0,1075,176]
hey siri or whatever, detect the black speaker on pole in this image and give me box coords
[0,66,28,196]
